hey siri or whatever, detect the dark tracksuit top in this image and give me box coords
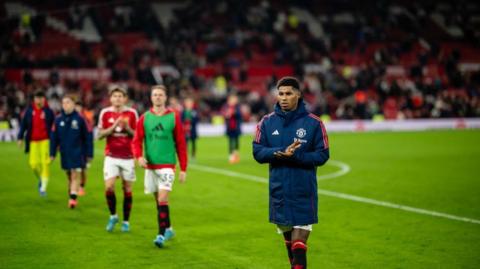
[253,100,329,226]
[17,104,55,153]
[50,110,93,170]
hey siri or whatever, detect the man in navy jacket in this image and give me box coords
[50,95,93,209]
[253,77,329,269]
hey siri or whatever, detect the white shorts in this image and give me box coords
[103,156,136,181]
[144,168,175,193]
[276,224,313,234]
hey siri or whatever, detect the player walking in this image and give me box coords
[17,90,55,196]
[132,85,187,248]
[97,85,138,232]
[50,95,93,208]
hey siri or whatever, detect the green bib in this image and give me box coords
[144,111,176,165]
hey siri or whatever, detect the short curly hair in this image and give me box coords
[276,76,301,91]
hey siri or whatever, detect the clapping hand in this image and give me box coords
[273,140,301,159]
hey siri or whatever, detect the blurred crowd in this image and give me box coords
[1,0,480,130]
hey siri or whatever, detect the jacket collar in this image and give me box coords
[274,99,308,126]
[61,110,78,117]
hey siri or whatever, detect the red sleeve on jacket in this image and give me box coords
[173,111,188,171]
[131,114,145,159]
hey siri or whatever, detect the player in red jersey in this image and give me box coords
[97,85,138,232]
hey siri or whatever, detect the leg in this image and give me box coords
[190,139,197,159]
[155,190,171,236]
[277,225,294,266]
[234,136,240,152]
[291,228,310,269]
[105,177,117,216]
[66,170,72,194]
[69,170,80,195]
[104,157,121,222]
[104,177,119,231]
[28,141,42,190]
[68,169,80,208]
[149,169,174,247]
[228,136,235,163]
[79,168,87,195]
[39,140,50,193]
[228,136,234,154]
[153,189,172,247]
[122,179,133,222]
[232,136,240,163]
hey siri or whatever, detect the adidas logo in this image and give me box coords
[152,123,164,131]
[272,130,279,135]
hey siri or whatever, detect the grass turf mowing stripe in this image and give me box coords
[189,163,480,225]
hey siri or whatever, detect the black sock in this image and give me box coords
[292,240,307,269]
[69,193,77,200]
[106,191,116,215]
[283,231,293,265]
[123,191,132,221]
[157,202,170,236]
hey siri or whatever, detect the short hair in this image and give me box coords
[33,90,46,98]
[108,84,127,96]
[151,85,167,95]
[276,76,301,91]
[62,94,77,102]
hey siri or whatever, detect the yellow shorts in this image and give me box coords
[29,139,51,168]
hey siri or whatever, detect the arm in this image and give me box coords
[49,120,58,159]
[291,121,330,166]
[17,108,29,141]
[252,120,284,164]
[97,119,120,139]
[174,112,188,172]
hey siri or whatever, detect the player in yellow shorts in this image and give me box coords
[17,90,55,196]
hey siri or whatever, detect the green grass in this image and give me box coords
[1,130,479,268]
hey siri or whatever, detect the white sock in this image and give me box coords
[40,178,48,192]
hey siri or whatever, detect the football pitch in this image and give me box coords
[1,130,479,268]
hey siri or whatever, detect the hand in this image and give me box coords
[50,156,55,162]
[273,140,302,159]
[123,118,133,133]
[178,171,187,183]
[113,117,122,127]
[285,140,301,154]
[137,157,148,168]
[17,140,23,148]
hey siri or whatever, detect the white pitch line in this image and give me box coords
[189,163,480,225]
[318,160,351,181]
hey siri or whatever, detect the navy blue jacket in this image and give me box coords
[50,110,93,170]
[17,104,55,153]
[253,100,329,226]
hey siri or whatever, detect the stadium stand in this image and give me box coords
[1,0,480,129]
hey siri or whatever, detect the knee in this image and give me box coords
[29,162,39,170]
[105,183,115,193]
[156,194,168,204]
[123,184,132,193]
